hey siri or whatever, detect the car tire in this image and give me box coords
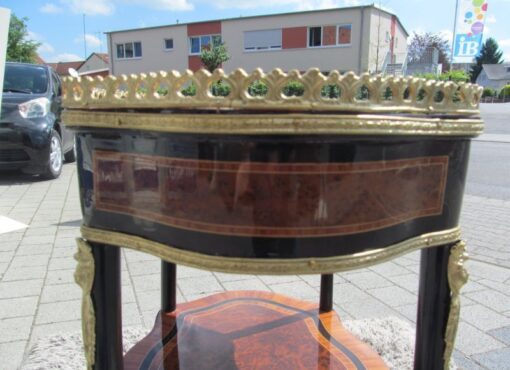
[44,129,63,179]
[64,143,76,163]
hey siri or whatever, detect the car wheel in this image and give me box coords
[64,142,76,163]
[44,129,63,179]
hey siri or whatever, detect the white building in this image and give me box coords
[106,5,408,75]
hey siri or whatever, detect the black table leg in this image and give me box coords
[320,274,334,312]
[414,244,453,370]
[161,261,177,312]
[91,242,124,370]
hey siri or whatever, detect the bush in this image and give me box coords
[180,83,195,96]
[415,70,469,83]
[498,85,510,99]
[321,84,341,99]
[482,87,497,98]
[282,81,304,97]
[440,70,470,83]
[248,80,268,97]
[210,80,231,97]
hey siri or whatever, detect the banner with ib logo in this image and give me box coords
[453,0,488,63]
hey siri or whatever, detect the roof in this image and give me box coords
[83,52,109,65]
[47,61,85,76]
[105,5,409,37]
[34,54,46,65]
[481,64,510,81]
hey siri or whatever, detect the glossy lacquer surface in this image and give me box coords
[76,130,471,258]
[124,291,388,370]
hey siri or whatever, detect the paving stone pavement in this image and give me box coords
[1,164,509,370]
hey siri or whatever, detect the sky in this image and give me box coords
[1,0,509,63]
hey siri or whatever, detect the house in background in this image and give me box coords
[105,4,408,76]
[47,60,84,77]
[77,52,109,77]
[476,64,510,91]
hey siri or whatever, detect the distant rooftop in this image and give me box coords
[482,63,510,81]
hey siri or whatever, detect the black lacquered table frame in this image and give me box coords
[80,237,465,370]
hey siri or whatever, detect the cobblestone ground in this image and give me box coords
[1,163,509,369]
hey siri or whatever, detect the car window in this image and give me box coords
[3,64,49,94]
[51,71,61,96]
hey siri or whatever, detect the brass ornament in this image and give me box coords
[62,110,483,137]
[62,68,483,116]
[80,225,461,275]
[444,241,469,369]
[74,238,96,370]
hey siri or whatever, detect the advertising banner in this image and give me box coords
[452,0,488,63]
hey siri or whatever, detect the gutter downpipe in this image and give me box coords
[358,6,366,74]
[108,32,114,75]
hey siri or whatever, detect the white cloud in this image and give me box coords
[40,3,63,13]
[124,0,193,11]
[297,0,342,11]
[210,0,349,10]
[343,0,362,5]
[27,30,48,43]
[74,34,102,48]
[486,14,496,24]
[46,53,83,62]
[38,42,55,54]
[439,29,453,43]
[499,39,510,47]
[61,0,114,15]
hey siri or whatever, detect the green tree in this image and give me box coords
[200,43,231,97]
[6,14,40,63]
[470,38,504,83]
[200,43,230,73]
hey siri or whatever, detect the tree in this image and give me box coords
[6,14,40,63]
[200,43,231,96]
[469,38,504,83]
[200,43,230,73]
[408,32,451,71]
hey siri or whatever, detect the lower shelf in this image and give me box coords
[124,291,388,370]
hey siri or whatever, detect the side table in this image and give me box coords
[63,68,483,370]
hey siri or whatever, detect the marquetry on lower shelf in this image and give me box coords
[124,291,388,370]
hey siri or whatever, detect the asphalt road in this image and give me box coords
[465,103,510,200]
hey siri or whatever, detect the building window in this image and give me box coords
[164,38,174,50]
[189,34,221,55]
[338,25,352,45]
[244,29,282,51]
[116,42,142,59]
[309,27,322,47]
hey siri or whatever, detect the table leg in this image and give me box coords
[414,245,451,369]
[320,274,334,312]
[90,242,124,370]
[161,261,177,312]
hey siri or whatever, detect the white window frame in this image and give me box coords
[306,24,352,49]
[116,41,142,59]
[307,26,323,48]
[243,29,282,52]
[188,34,221,55]
[337,24,352,47]
[164,38,174,51]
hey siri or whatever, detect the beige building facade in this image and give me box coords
[106,5,408,75]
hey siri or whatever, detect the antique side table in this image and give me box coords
[63,69,483,370]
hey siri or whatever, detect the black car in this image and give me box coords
[1,62,74,179]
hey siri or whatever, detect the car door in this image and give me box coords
[50,70,72,151]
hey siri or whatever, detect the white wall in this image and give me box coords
[222,8,365,73]
[109,25,188,75]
